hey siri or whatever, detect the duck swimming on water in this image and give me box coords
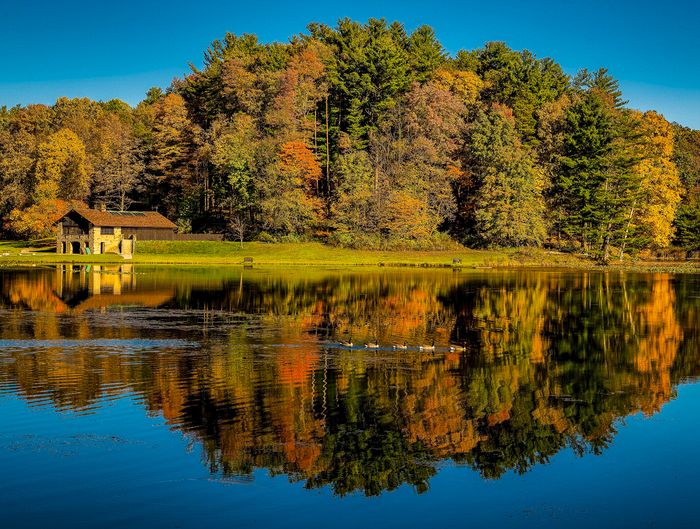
[339,337,353,347]
[393,342,408,350]
[419,341,435,352]
[365,341,380,349]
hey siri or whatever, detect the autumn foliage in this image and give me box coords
[1,20,699,252]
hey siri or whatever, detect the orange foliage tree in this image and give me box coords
[278,140,323,192]
[5,199,72,239]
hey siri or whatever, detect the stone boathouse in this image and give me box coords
[56,205,177,256]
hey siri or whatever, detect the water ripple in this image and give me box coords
[0,339,199,350]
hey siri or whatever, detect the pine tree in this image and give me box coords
[407,26,446,82]
[573,68,628,109]
[672,124,700,250]
[553,91,642,260]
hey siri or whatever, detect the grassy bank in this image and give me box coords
[134,240,522,267]
[0,240,584,268]
[1,240,698,271]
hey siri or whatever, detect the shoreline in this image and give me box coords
[1,241,698,273]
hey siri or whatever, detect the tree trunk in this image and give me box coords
[619,201,636,261]
[602,236,610,263]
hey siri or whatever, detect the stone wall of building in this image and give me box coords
[89,227,123,254]
[57,227,135,256]
[57,235,89,254]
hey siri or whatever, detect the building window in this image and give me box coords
[102,227,115,235]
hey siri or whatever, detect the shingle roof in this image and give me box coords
[68,207,177,229]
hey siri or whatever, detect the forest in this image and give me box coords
[1,18,699,260]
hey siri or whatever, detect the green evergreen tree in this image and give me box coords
[671,124,700,250]
[464,107,547,247]
[462,42,569,141]
[553,91,641,259]
[573,68,628,109]
[406,25,446,82]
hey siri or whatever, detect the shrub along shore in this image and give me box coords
[1,240,698,273]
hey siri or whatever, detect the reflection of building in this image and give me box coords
[53,265,175,312]
[55,205,177,256]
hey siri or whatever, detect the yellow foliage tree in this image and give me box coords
[635,111,682,248]
[433,68,484,105]
[382,191,435,240]
[34,128,89,201]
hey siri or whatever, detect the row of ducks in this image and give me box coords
[338,339,467,352]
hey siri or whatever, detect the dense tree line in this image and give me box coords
[1,19,699,258]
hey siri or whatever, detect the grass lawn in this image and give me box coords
[134,240,517,266]
[0,239,593,268]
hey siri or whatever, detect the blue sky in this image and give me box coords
[1,0,698,128]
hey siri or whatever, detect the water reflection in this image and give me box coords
[1,265,699,495]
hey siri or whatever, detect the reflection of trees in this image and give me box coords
[0,268,698,495]
[672,275,700,381]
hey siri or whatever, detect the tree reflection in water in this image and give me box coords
[0,265,698,496]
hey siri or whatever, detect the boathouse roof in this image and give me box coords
[59,207,177,230]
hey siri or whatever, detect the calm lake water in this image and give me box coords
[1,265,699,528]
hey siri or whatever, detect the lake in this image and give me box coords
[1,265,699,528]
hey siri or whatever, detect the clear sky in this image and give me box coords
[1,0,698,128]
